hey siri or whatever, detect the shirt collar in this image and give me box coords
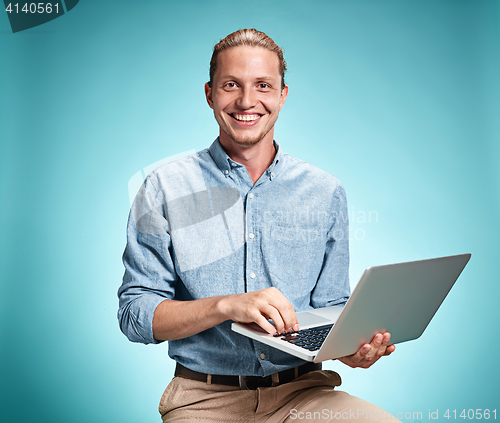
[208,137,285,181]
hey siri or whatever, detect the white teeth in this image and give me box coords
[233,114,260,122]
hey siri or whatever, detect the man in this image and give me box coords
[118,29,399,422]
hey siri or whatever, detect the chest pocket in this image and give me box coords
[264,225,325,283]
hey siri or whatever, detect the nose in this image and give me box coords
[236,86,256,109]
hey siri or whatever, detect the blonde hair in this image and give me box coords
[208,28,287,89]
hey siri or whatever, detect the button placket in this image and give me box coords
[245,191,256,288]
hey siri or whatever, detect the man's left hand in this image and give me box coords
[337,332,395,369]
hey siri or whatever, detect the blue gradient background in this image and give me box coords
[1,1,499,422]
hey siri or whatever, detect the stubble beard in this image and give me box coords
[222,122,275,148]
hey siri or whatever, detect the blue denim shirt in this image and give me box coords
[118,138,350,376]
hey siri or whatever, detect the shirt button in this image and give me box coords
[250,272,256,279]
[224,170,229,175]
[249,233,254,239]
[271,172,275,178]
[231,163,237,167]
[248,193,254,199]
[260,353,265,360]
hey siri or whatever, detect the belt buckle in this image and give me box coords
[238,375,248,390]
[272,372,279,387]
[239,373,280,390]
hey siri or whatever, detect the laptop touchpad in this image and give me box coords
[297,312,331,327]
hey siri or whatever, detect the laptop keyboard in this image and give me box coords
[274,324,334,351]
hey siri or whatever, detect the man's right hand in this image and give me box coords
[218,287,299,335]
[153,287,298,341]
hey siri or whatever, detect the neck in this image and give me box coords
[219,132,276,185]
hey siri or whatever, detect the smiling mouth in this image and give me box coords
[231,113,262,122]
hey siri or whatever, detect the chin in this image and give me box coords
[225,128,272,147]
[231,136,262,146]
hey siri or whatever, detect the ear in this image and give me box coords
[205,82,214,109]
[279,84,289,111]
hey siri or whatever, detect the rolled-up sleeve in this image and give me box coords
[117,173,178,344]
[310,182,350,308]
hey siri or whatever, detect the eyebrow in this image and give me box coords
[219,75,276,81]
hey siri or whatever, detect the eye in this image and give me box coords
[223,82,237,90]
[258,83,270,89]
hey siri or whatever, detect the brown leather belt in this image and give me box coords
[175,362,322,390]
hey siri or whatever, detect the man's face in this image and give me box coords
[205,46,288,148]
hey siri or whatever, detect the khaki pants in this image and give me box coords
[159,370,401,422]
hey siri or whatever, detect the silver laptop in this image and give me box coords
[232,254,471,363]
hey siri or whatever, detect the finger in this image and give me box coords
[254,314,279,335]
[384,344,396,356]
[270,299,295,333]
[260,303,286,333]
[371,332,384,345]
[381,332,391,346]
[351,344,372,364]
[365,333,384,360]
[277,301,298,333]
[372,333,391,358]
[264,288,299,332]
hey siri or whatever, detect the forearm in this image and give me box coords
[152,287,298,341]
[152,296,228,341]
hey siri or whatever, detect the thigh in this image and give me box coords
[284,390,402,422]
[262,370,401,423]
[159,377,257,422]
